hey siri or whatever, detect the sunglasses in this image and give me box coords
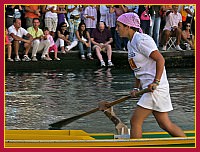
[186,25,191,27]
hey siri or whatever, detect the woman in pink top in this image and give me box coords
[43,27,60,61]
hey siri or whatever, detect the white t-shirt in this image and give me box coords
[100,5,109,22]
[8,25,28,42]
[67,5,81,19]
[45,5,58,18]
[163,12,182,31]
[128,32,173,112]
[127,32,169,89]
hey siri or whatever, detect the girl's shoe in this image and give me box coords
[55,57,60,61]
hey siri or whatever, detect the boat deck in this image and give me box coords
[5,130,195,147]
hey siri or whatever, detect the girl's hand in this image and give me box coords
[130,88,140,97]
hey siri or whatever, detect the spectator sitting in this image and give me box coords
[181,23,195,50]
[43,27,60,60]
[75,22,93,60]
[91,21,114,67]
[161,5,183,51]
[5,28,13,61]
[27,18,51,61]
[8,18,33,61]
[55,22,70,53]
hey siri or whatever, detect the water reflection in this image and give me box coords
[5,68,195,133]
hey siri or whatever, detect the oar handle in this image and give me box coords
[108,88,151,107]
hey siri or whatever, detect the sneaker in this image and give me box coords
[65,46,70,52]
[185,43,191,50]
[186,46,191,50]
[175,45,183,51]
[41,56,52,61]
[100,61,106,67]
[81,55,86,60]
[14,56,21,61]
[87,55,94,60]
[22,55,31,61]
[161,45,167,51]
[32,56,38,62]
[54,57,60,61]
[108,61,114,67]
[7,58,14,62]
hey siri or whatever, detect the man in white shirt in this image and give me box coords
[8,18,33,61]
[161,5,183,51]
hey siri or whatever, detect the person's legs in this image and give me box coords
[175,28,182,45]
[114,30,122,50]
[37,39,51,58]
[153,111,186,137]
[153,17,161,47]
[161,30,171,46]
[6,43,12,59]
[130,106,152,138]
[24,42,31,55]
[13,40,20,57]
[95,47,103,61]
[78,41,85,56]
[149,15,155,37]
[105,44,112,61]
[31,39,40,58]
[66,40,78,51]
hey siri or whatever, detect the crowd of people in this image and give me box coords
[5,5,195,66]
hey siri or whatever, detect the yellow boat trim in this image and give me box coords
[5,137,195,147]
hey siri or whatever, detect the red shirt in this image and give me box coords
[91,28,112,43]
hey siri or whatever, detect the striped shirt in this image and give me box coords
[83,6,97,28]
[105,12,116,28]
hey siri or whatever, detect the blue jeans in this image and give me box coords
[141,20,150,34]
[149,15,161,47]
[78,41,91,55]
[114,30,122,50]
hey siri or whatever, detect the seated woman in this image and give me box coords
[75,22,93,60]
[182,23,195,50]
[55,22,71,53]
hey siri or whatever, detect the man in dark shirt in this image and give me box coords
[91,22,114,67]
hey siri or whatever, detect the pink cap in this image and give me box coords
[117,13,143,33]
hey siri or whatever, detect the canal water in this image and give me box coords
[5,68,195,133]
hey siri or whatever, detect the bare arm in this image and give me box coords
[148,50,165,91]
[104,37,113,45]
[150,50,165,81]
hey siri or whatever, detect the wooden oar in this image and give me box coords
[49,88,151,129]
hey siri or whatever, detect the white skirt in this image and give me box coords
[137,86,173,112]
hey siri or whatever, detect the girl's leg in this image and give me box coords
[153,111,186,137]
[130,106,152,138]
[7,43,12,59]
